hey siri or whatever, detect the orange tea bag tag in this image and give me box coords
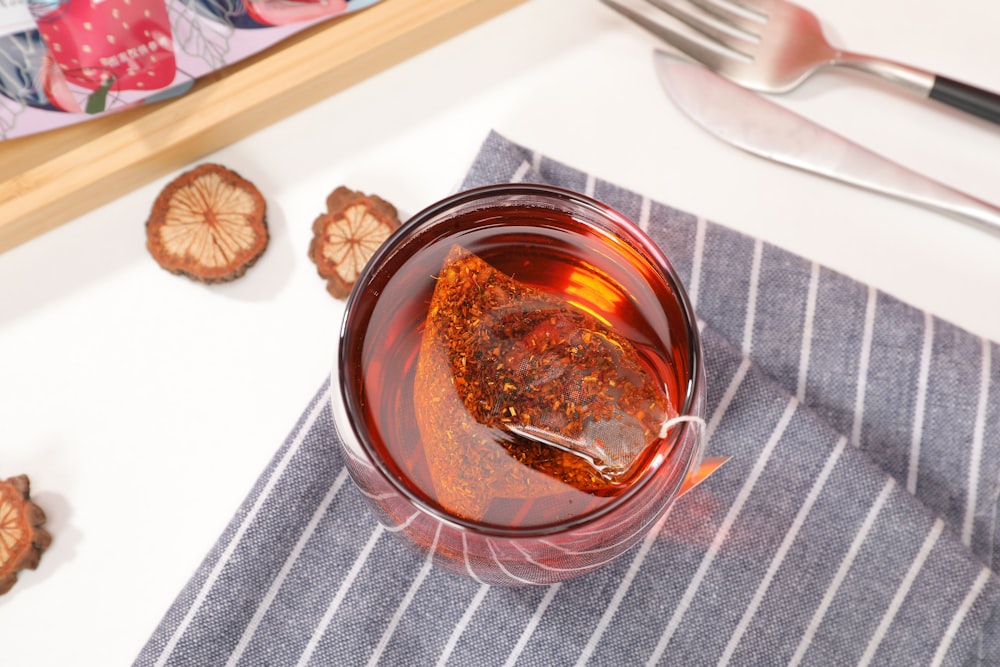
[677,456,730,498]
[413,246,675,521]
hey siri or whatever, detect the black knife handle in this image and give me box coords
[928,76,1000,126]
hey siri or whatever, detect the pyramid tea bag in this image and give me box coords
[413,245,675,521]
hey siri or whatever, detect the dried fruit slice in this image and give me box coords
[146,164,269,283]
[0,475,51,595]
[308,186,401,299]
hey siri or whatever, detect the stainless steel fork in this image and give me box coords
[601,0,1000,126]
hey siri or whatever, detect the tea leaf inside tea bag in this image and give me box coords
[413,245,672,521]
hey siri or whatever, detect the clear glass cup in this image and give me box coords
[331,184,705,586]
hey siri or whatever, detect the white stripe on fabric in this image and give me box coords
[931,566,991,666]
[435,584,491,667]
[718,435,848,666]
[574,506,677,667]
[688,217,707,311]
[511,530,642,570]
[706,357,752,442]
[295,524,385,667]
[383,510,420,533]
[988,473,1000,600]
[509,541,621,574]
[486,539,546,586]
[510,160,532,184]
[796,262,820,402]
[365,524,443,667]
[857,518,945,667]
[461,532,486,585]
[531,150,541,174]
[638,196,652,232]
[963,338,992,546]
[152,385,332,667]
[225,468,350,666]
[358,488,402,501]
[585,173,596,197]
[742,238,764,356]
[908,311,934,494]
[646,398,798,666]
[788,477,896,667]
[502,584,561,667]
[851,286,878,447]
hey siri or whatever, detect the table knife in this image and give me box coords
[653,51,1000,236]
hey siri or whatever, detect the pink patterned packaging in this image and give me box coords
[0,0,381,139]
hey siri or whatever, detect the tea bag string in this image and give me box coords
[658,415,708,454]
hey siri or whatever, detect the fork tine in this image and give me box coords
[601,0,751,67]
[712,0,773,18]
[645,0,758,53]
[684,0,767,35]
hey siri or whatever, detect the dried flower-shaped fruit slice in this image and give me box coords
[0,475,52,595]
[146,164,269,283]
[413,246,671,521]
[308,186,400,299]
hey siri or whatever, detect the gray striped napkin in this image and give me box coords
[135,131,1000,666]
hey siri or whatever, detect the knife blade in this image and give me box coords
[652,51,1000,236]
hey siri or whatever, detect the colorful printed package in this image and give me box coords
[0,0,381,140]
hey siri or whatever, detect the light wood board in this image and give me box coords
[0,0,527,254]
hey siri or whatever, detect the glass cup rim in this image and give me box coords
[334,182,705,538]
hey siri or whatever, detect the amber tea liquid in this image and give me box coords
[343,202,695,532]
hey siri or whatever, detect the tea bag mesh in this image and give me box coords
[475,307,662,475]
[413,245,673,520]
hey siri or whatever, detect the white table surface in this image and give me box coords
[2,0,998,663]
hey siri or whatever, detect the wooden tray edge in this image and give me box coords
[0,0,527,254]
